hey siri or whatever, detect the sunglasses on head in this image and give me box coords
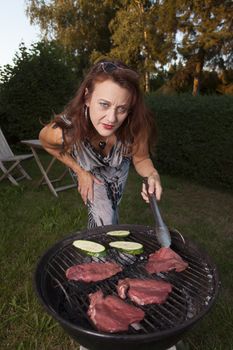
[97,61,125,73]
[95,61,139,78]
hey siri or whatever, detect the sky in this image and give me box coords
[0,0,41,67]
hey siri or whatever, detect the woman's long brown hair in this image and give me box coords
[53,59,157,155]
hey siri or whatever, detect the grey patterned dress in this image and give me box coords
[70,140,131,228]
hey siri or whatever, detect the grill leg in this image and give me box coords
[173,340,190,350]
[166,340,190,350]
[79,341,189,350]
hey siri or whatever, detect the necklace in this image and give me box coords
[98,138,109,150]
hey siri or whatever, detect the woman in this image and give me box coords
[39,60,162,228]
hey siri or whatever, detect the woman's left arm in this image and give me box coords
[132,144,162,202]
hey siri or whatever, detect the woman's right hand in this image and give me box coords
[76,169,103,205]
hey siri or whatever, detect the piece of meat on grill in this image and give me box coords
[66,262,122,282]
[117,278,172,305]
[145,247,188,274]
[88,290,145,333]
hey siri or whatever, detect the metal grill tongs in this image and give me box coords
[144,178,171,247]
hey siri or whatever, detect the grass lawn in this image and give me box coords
[0,155,233,350]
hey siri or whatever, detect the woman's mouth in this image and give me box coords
[102,123,114,130]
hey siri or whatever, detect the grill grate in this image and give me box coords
[38,225,218,336]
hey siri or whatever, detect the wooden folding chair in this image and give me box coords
[0,128,33,186]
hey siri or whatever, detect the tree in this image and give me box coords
[175,0,233,95]
[26,0,178,92]
[26,0,119,72]
[0,41,77,144]
[109,0,177,92]
[155,54,201,95]
[26,0,233,94]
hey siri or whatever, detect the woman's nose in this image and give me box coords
[107,108,117,123]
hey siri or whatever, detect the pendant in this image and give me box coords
[99,141,107,149]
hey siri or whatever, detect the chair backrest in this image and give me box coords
[0,128,14,159]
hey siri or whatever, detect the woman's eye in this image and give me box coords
[100,102,109,108]
[118,107,127,114]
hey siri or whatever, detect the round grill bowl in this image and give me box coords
[34,224,220,350]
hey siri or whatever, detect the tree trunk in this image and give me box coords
[136,1,150,93]
[145,70,149,93]
[218,57,228,85]
[143,24,150,92]
[192,61,202,96]
[192,49,205,96]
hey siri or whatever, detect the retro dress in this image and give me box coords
[70,139,131,228]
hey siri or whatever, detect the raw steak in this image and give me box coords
[145,247,188,274]
[117,278,172,305]
[66,262,122,282]
[88,290,145,333]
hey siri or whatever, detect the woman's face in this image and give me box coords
[86,79,131,137]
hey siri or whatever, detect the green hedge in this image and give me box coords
[146,94,233,190]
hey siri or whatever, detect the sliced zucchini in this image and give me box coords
[106,230,130,238]
[72,240,106,257]
[109,241,143,255]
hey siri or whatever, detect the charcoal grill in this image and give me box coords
[34,224,219,350]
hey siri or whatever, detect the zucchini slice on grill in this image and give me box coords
[73,240,106,257]
[109,241,143,255]
[106,230,130,237]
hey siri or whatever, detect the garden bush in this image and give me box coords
[0,42,79,146]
